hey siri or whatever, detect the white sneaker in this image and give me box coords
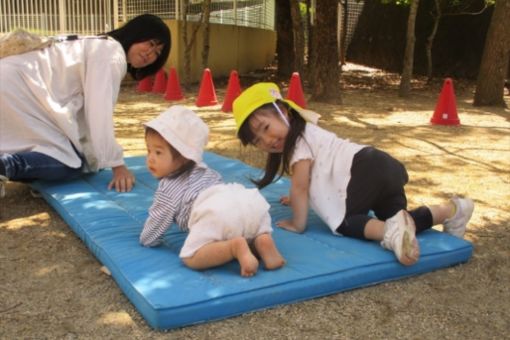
[381,210,420,266]
[0,175,7,198]
[443,197,474,238]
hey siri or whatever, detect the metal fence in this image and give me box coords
[0,0,275,35]
[340,0,364,49]
[113,0,275,31]
[0,0,117,35]
[177,0,275,30]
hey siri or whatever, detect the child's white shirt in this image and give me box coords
[290,123,365,233]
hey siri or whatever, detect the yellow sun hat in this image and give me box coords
[232,82,320,132]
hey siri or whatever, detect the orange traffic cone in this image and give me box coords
[152,68,167,94]
[430,78,460,125]
[136,76,153,92]
[221,70,242,112]
[164,67,184,101]
[286,72,307,108]
[196,68,218,107]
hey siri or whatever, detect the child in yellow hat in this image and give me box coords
[140,105,285,276]
[233,83,474,266]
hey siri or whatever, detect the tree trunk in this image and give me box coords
[399,0,420,97]
[276,0,295,78]
[306,0,315,86]
[426,0,441,82]
[310,0,341,104]
[182,2,203,88]
[474,0,510,107]
[182,0,191,88]
[339,1,348,66]
[201,0,211,69]
[290,0,305,76]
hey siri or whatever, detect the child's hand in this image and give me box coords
[276,219,305,233]
[280,195,290,205]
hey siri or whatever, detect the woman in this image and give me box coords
[0,14,171,194]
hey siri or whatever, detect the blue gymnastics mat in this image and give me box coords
[32,152,473,330]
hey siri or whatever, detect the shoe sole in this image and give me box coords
[463,199,475,221]
[460,199,475,234]
[400,211,419,263]
[402,230,412,258]
[446,198,475,238]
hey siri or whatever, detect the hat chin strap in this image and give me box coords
[272,102,290,127]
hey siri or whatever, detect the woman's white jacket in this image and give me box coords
[0,37,127,172]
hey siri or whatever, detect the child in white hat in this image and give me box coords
[140,105,285,276]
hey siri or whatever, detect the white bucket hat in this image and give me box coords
[144,105,208,164]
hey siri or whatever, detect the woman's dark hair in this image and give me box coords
[107,14,171,80]
[237,100,306,189]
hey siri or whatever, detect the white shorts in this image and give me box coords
[179,183,272,258]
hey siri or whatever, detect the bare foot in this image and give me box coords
[231,237,259,276]
[254,234,286,270]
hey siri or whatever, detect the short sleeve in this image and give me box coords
[290,135,314,167]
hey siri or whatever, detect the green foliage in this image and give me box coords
[299,1,307,14]
[299,1,314,17]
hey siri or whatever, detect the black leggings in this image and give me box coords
[336,147,433,240]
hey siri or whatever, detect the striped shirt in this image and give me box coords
[140,165,223,247]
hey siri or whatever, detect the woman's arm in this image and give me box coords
[276,159,311,233]
[83,40,134,191]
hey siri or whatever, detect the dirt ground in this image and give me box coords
[1,64,509,339]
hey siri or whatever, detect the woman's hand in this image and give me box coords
[109,165,136,192]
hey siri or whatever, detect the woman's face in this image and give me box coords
[127,39,164,68]
[247,108,290,153]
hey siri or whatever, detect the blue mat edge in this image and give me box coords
[149,246,473,329]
